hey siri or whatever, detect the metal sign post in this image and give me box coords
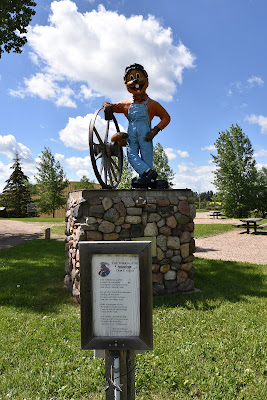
[80,241,153,399]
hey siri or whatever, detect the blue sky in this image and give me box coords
[0,0,266,193]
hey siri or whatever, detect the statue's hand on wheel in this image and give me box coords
[102,102,114,120]
[146,126,160,141]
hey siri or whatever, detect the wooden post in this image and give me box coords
[45,228,50,242]
[105,350,135,399]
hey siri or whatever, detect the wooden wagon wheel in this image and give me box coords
[89,107,123,189]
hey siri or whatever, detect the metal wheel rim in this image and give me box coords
[89,107,123,189]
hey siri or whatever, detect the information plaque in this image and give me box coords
[80,241,153,351]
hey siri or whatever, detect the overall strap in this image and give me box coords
[144,97,150,105]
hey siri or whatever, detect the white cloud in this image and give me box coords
[76,169,91,179]
[227,76,264,97]
[255,148,267,158]
[79,84,100,100]
[164,148,177,160]
[0,136,38,192]
[9,73,77,108]
[201,145,216,151]
[28,52,40,65]
[245,114,267,133]
[256,163,267,171]
[0,160,12,192]
[164,148,189,159]
[177,149,189,158]
[65,156,92,170]
[173,162,216,192]
[247,76,264,87]
[0,134,34,162]
[10,1,195,105]
[60,114,93,150]
[59,113,124,150]
[55,153,65,161]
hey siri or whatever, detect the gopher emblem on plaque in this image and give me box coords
[98,262,110,277]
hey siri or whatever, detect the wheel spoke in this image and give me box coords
[104,158,108,184]
[107,159,114,186]
[110,157,120,171]
[93,127,104,145]
[100,158,104,175]
[89,107,123,189]
[104,120,109,143]
[95,152,102,160]
[109,162,117,182]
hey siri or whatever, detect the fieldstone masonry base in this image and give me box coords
[64,189,196,303]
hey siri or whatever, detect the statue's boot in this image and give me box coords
[149,179,169,189]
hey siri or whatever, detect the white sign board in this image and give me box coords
[92,254,140,337]
[80,241,153,351]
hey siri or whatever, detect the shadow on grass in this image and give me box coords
[154,257,267,311]
[0,239,72,314]
[1,240,266,315]
[0,233,43,250]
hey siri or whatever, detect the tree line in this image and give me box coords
[0,144,174,218]
[0,125,266,218]
[0,148,69,218]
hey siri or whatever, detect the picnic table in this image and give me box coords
[240,218,263,234]
[209,211,222,219]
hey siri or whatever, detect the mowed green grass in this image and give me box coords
[0,239,266,399]
[0,217,64,223]
[194,224,235,238]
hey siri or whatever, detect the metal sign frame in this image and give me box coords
[80,241,153,351]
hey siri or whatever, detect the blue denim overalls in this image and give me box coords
[126,97,153,176]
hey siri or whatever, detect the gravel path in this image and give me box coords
[194,212,267,265]
[194,212,238,224]
[195,230,267,265]
[1,216,266,265]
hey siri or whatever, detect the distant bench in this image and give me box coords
[258,223,267,229]
[232,223,246,228]
[27,203,37,217]
[233,218,266,234]
[209,211,223,219]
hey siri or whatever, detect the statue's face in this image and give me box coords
[125,69,148,98]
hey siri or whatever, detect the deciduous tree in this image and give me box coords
[153,143,174,186]
[211,124,258,218]
[35,147,68,218]
[0,0,36,58]
[118,154,134,189]
[255,167,267,218]
[74,175,95,190]
[118,144,174,188]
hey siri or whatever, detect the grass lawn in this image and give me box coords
[0,240,266,399]
[0,217,64,223]
[194,224,235,238]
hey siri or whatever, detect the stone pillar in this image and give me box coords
[64,189,196,303]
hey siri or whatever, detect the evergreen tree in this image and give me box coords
[35,147,69,218]
[211,124,258,218]
[0,0,36,58]
[2,153,32,217]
